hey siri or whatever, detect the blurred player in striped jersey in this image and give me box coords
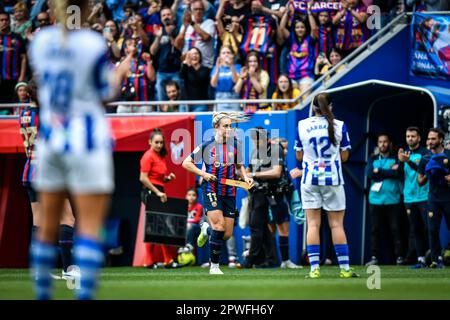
[28,0,132,300]
[19,79,76,280]
[182,112,254,274]
[291,92,358,279]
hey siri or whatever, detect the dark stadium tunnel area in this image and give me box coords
[325,81,435,264]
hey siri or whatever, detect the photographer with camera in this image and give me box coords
[243,127,300,268]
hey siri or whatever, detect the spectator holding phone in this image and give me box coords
[103,20,121,62]
[117,39,156,113]
[210,45,241,111]
[314,48,346,80]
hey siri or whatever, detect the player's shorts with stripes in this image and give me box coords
[33,142,114,194]
[203,189,236,219]
[300,184,346,211]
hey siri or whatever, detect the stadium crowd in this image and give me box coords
[2,0,449,115]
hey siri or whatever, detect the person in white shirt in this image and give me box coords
[28,0,131,300]
[291,92,358,279]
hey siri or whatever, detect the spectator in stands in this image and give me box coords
[172,0,217,29]
[87,0,107,26]
[332,0,369,57]
[239,2,276,58]
[421,0,450,11]
[271,74,301,110]
[398,127,429,268]
[211,45,241,111]
[0,10,27,106]
[220,0,250,22]
[234,50,270,113]
[161,80,181,112]
[26,11,51,41]
[101,20,121,63]
[139,0,162,38]
[278,4,318,97]
[185,187,204,253]
[252,0,287,19]
[105,0,126,22]
[365,133,405,266]
[13,81,30,115]
[12,2,32,40]
[372,0,404,30]
[241,2,278,94]
[175,0,216,69]
[216,2,245,63]
[117,39,156,113]
[179,47,210,111]
[151,7,182,102]
[314,47,346,80]
[315,8,335,57]
[140,128,179,269]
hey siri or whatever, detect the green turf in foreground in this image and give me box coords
[0,266,449,300]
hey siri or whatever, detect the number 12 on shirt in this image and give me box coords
[309,136,332,159]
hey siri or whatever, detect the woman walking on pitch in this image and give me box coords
[182,112,254,274]
[291,92,358,279]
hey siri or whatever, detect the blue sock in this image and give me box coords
[73,236,104,300]
[209,230,224,264]
[307,245,320,271]
[30,239,57,300]
[334,244,350,271]
[206,226,212,236]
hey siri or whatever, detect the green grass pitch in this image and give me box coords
[0,266,449,300]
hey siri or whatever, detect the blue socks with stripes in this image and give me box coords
[209,230,224,264]
[73,236,104,300]
[334,244,350,271]
[307,245,320,271]
[30,240,58,300]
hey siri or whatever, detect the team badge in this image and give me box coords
[429,212,433,218]
[211,201,217,208]
[444,159,448,164]
[406,209,411,215]
[214,161,221,168]
[415,159,420,164]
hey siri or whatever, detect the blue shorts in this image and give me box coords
[269,194,290,225]
[203,190,236,219]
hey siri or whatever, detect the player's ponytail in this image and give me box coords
[54,0,68,38]
[313,93,337,146]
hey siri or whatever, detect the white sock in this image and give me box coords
[211,263,219,269]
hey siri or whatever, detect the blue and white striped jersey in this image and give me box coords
[294,116,351,186]
[29,26,116,154]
